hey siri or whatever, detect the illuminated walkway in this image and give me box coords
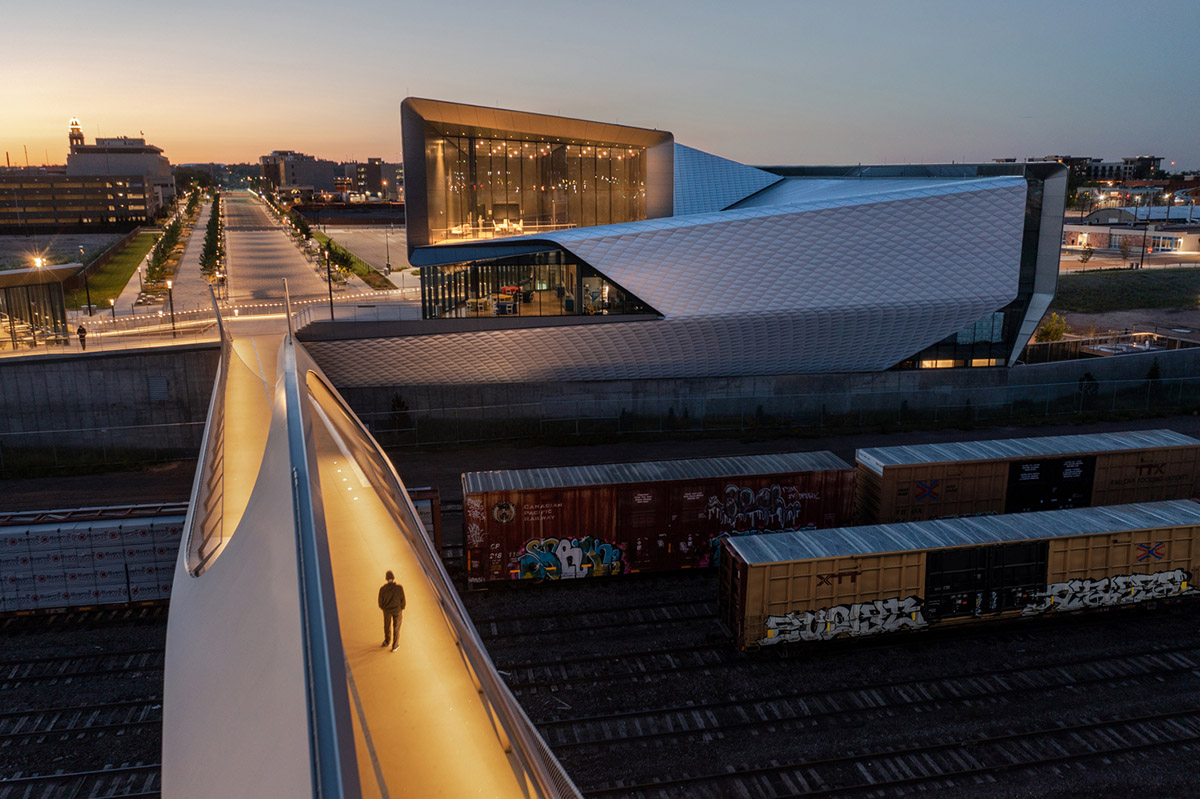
[163,312,576,798]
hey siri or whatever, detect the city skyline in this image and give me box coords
[1,0,1197,170]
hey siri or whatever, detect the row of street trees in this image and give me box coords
[201,194,224,276]
[147,215,183,282]
[288,208,310,239]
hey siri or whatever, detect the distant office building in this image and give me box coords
[384,162,403,201]
[259,150,337,193]
[0,118,168,228]
[998,155,1165,183]
[66,120,175,208]
[345,158,404,200]
[0,170,156,228]
[355,158,382,195]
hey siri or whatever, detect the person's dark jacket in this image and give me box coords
[378,582,406,614]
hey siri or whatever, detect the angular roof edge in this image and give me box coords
[401,97,673,148]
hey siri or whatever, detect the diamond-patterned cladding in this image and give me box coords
[673,143,783,215]
[333,176,1031,384]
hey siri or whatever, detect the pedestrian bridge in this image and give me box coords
[162,300,578,798]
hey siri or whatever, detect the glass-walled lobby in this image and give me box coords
[420,251,656,320]
[1,282,68,350]
[425,129,647,244]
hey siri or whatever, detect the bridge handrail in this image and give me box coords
[182,336,230,576]
[303,372,581,799]
[284,338,361,799]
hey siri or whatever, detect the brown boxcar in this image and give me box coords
[721,499,1200,651]
[855,429,1200,525]
[462,451,855,584]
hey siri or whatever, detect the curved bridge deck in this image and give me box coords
[163,319,576,798]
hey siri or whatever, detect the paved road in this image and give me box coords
[322,227,415,294]
[225,193,331,302]
[1060,249,1200,273]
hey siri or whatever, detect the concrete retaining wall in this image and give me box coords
[318,345,1200,446]
[0,344,220,463]
[3,339,1197,461]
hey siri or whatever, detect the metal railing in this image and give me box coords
[186,336,230,576]
[304,371,581,797]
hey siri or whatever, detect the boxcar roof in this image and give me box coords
[856,429,1199,474]
[463,451,852,494]
[727,499,1200,564]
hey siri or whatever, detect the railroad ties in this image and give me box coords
[462,571,1200,798]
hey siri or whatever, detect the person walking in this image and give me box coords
[77,324,87,351]
[378,570,406,651]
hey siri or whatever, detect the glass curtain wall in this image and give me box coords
[0,283,68,350]
[421,252,654,320]
[425,130,646,243]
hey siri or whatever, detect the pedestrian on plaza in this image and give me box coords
[77,324,87,351]
[378,570,406,651]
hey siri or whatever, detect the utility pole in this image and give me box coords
[79,246,93,315]
[326,248,334,320]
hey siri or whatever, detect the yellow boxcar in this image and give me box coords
[722,500,1200,651]
[855,430,1200,525]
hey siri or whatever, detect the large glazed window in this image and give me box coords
[425,130,646,244]
[420,250,656,320]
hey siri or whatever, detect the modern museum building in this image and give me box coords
[395,97,1067,383]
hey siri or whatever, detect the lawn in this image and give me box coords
[64,231,160,310]
[1050,268,1200,313]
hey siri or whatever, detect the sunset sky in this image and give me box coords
[3,0,1196,170]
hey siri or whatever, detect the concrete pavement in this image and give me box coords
[226,193,351,302]
[106,202,216,318]
[319,227,415,295]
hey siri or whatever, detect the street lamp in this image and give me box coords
[30,257,45,348]
[166,279,177,338]
[109,297,116,320]
[384,224,391,275]
[325,248,334,320]
[79,246,93,316]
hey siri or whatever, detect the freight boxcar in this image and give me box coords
[463,451,855,584]
[855,429,1200,524]
[720,499,1200,651]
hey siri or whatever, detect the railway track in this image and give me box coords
[582,708,1200,799]
[476,600,716,640]
[0,649,164,686]
[0,762,160,799]
[0,699,161,746]
[497,641,730,689]
[0,604,167,634]
[540,642,1200,749]
[497,608,1193,695]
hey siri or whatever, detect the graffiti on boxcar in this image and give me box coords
[1022,568,1193,615]
[465,496,486,547]
[758,595,928,645]
[707,484,819,533]
[517,537,626,580]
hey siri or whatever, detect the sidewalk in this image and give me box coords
[107,201,216,317]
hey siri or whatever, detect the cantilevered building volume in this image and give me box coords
[392,97,1066,382]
